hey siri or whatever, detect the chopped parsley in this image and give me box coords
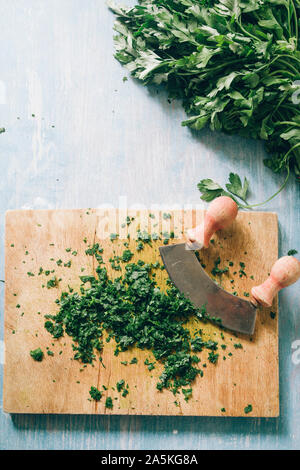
[121,249,134,263]
[43,244,220,396]
[239,262,247,278]
[208,351,219,364]
[46,276,58,289]
[144,358,155,371]
[211,257,229,277]
[130,357,138,364]
[116,380,125,392]
[105,397,113,409]
[244,404,253,414]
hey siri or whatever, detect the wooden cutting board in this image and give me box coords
[3,208,279,417]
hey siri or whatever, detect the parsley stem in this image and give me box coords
[269,92,288,119]
[239,166,290,209]
[237,18,261,41]
[283,142,300,164]
[176,58,248,77]
[281,104,300,115]
[253,54,299,76]
[276,58,299,75]
[287,0,292,37]
[274,121,300,128]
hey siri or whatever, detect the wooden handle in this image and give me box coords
[186,196,238,250]
[251,256,300,307]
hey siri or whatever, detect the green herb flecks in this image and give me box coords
[116,380,125,392]
[30,347,44,362]
[211,257,229,277]
[89,386,102,402]
[208,351,219,364]
[130,357,138,364]
[44,319,64,339]
[110,233,119,242]
[121,249,134,263]
[182,388,192,402]
[239,262,247,278]
[43,243,219,396]
[109,255,122,271]
[244,404,253,414]
[144,358,156,371]
[105,397,113,409]
[46,276,59,289]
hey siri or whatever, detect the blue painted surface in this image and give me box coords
[0,0,299,450]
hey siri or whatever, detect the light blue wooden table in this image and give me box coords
[0,0,299,450]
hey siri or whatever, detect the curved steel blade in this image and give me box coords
[159,243,257,335]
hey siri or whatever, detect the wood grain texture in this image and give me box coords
[4,209,278,417]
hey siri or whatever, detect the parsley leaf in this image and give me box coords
[197,179,228,203]
[225,173,250,204]
[198,173,247,208]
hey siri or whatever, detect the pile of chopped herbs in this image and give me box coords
[108,0,300,195]
[43,242,221,396]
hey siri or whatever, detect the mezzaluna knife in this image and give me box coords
[159,197,300,335]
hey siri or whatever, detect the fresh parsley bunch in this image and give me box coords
[109,0,300,186]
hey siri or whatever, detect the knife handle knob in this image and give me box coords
[251,256,300,307]
[186,196,238,249]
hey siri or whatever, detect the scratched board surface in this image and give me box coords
[4,209,278,417]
